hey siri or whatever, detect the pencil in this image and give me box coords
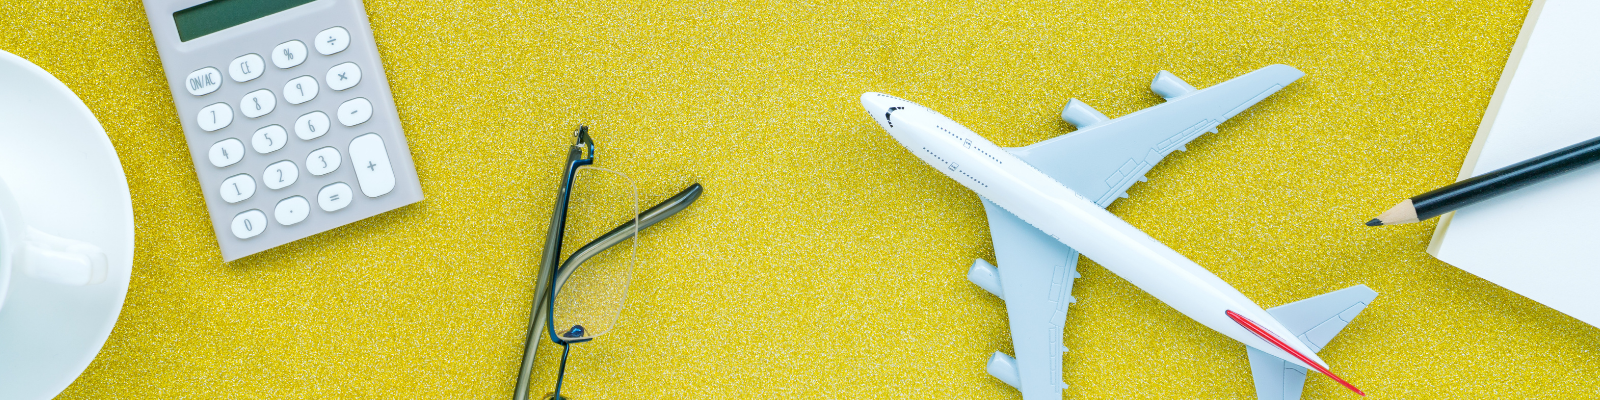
[1368,134,1600,226]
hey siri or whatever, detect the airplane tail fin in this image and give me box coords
[1246,285,1378,400]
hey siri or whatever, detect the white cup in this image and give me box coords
[0,175,107,312]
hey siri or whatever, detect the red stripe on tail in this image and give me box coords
[1227,310,1365,396]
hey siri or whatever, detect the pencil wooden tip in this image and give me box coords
[1366,218,1383,227]
[1370,198,1420,226]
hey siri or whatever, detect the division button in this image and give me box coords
[219,173,256,204]
[208,138,245,167]
[231,209,267,239]
[274,196,310,226]
[347,133,395,197]
[283,75,318,105]
[314,26,350,55]
[185,67,221,96]
[337,97,371,126]
[318,182,353,212]
[305,146,341,176]
[325,62,361,91]
[228,53,265,82]
[272,40,307,69]
[197,103,233,132]
[240,89,277,118]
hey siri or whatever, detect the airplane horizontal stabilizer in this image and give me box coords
[1247,285,1378,400]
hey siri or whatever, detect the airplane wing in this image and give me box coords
[969,198,1079,399]
[1004,65,1305,207]
[1246,285,1379,400]
[970,65,1305,399]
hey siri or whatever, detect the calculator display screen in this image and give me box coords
[174,0,317,42]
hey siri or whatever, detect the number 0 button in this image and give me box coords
[231,209,267,239]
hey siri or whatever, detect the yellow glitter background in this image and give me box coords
[4,0,1595,398]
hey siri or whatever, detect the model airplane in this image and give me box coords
[860,65,1379,400]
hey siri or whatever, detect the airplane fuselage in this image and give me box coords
[862,92,1326,370]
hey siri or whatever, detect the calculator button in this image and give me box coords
[197,103,233,132]
[240,89,277,118]
[315,27,350,55]
[185,67,222,96]
[228,54,265,83]
[295,111,330,140]
[283,76,318,105]
[274,196,310,226]
[263,160,299,190]
[219,173,256,204]
[208,138,245,167]
[326,62,361,91]
[231,209,267,239]
[306,147,342,176]
[348,133,395,197]
[272,40,307,69]
[337,98,372,126]
[318,182,353,212]
[252,125,288,154]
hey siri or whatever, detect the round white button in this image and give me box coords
[306,147,342,176]
[252,125,287,154]
[283,76,319,105]
[326,62,361,91]
[295,111,330,140]
[231,209,267,239]
[185,67,222,96]
[337,98,372,126]
[239,89,277,119]
[208,138,245,167]
[275,196,310,226]
[196,103,233,132]
[272,40,307,69]
[315,27,350,55]
[228,53,265,82]
[263,160,299,190]
[318,182,353,212]
[219,174,256,204]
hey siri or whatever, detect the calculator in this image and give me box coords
[143,0,423,261]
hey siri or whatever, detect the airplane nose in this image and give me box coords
[860,92,891,115]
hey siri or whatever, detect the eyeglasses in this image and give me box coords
[512,126,704,400]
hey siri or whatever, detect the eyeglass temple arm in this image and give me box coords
[513,127,594,400]
[549,182,704,297]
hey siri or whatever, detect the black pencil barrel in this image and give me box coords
[1413,135,1600,220]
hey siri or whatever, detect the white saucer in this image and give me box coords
[0,49,135,399]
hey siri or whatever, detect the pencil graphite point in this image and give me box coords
[1365,218,1382,227]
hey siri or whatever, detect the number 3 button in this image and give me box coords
[306,147,341,176]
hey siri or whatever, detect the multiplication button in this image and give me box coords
[231,209,267,239]
[326,62,361,91]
